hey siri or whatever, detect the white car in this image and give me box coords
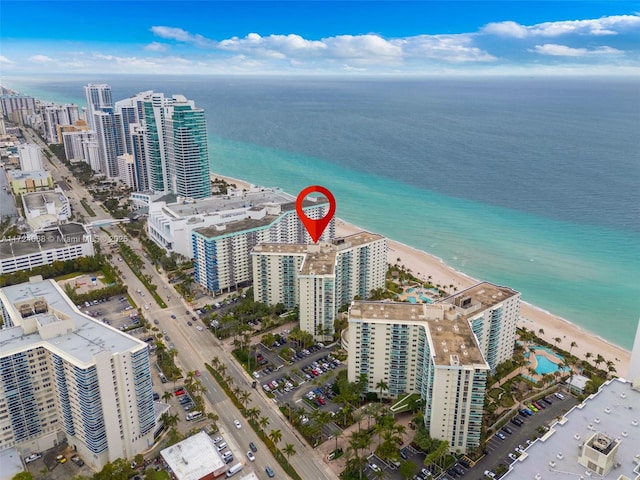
[246,451,255,462]
[196,325,204,331]
[369,463,381,472]
[24,453,42,464]
[484,470,496,478]
[234,419,242,429]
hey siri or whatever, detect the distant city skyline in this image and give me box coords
[1,1,639,75]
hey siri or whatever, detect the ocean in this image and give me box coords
[4,75,639,349]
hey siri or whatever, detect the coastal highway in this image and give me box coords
[125,244,337,480]
[22,126,337,479]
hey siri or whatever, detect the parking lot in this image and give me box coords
[466,389,578,479]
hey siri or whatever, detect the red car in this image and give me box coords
[318,397,326,405]
[195,370,201,377]
[174,388,186,396]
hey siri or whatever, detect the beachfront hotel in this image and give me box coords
[346,301,489,453]
[0,277,157,470]
[191,192,334,294]
[441,282,521,372]
[252,232,387,339]
[502,377,640,479]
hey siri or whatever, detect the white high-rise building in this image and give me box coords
[42,104,80,143]
[62,130,96,162]
[192,193,334,294]
[441,283,521,372]
[17,144,44,171]
[252,232,388,339]
[0,278,156,470]
[117,153,137,189]
[83,84,112,131]
[347,301,489,453]
[93,111,119,178]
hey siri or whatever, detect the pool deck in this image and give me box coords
[524,344,569,379]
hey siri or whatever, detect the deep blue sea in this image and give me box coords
[4,75,639,349]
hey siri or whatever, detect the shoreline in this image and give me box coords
[209,171,632,375]
[334,217,632,376]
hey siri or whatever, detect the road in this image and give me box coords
[26,127,338,479]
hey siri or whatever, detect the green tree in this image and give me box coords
[375,379,389,397]
[11,472,33,480]
[283,443,296,465]
[93,458,134,480]
[259,416,270,429]
[399,460,418,479]
[269,428,282,447]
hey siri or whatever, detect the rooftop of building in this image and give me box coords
[22,190,68,210]
[154,188,295,217]
[300,246,337,276]
[253,231,385,275]
[350,301,486,367]
[8,169,51,180]
[504,378,640,479]
[194,214,280,239]
[0,223,90,258]
[160,431,226,480]
[0,278,144,363]
[441,282,520,318]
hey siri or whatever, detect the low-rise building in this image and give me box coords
[7,170,54,195]
[160,431,227,480]
[21,189,70,230]
[503,377,640,479]
[0,223,93,275]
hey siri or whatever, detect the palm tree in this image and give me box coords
[238,390,251,408]
[246,407,261,423]
[569,341,578,356]
[162,391,173,403]
[269,429,282,447]
[538,328,545,336]
[211,357,220,369]
[594,354,605,370]
[375,379,389,398]
[283,443,296,465]
[584,352,593,365]
[160,412,179,429]
[218,363,227,377]
[259,416,270,430]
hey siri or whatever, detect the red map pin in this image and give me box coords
[296,185,336,243]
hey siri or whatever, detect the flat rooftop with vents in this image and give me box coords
[503,377,640,479]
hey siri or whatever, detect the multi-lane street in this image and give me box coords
[29,132,337,479]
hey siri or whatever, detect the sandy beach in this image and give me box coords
[210,170,632,376]
[334,218,632,376]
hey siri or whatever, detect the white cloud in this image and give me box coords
[402,34,497,62]
[0,55,15,64]
[144,42,169,52]
[29,55,54,63]
[530,44,623,57]
[150,26,213,47]
[483,14,640,38]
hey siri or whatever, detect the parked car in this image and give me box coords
[554,392,565,400]
[24,453,42,464]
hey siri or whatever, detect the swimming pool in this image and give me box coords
[534,355,569,375]
[407,296,417,304]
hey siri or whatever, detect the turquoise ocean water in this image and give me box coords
[4,75,639,349]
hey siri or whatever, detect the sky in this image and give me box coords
[1,1,640,75]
